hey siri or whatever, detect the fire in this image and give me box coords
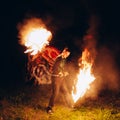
[72,49,95,103]
[24,28,52,55]
[18,18,52,55]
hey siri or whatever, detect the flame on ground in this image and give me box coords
[72,49,95,103]
[18,18,52,55]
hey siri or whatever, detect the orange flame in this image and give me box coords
[18,18,52,55]
[72,49,95,103]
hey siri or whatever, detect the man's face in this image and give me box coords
[62,51,70,58]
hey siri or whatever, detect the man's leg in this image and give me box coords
[48,83,59,107]
[60,81,74,108]
[47,77,61,113]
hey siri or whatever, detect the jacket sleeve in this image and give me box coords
[52,57,63,74]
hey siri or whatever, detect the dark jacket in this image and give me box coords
[52,56,66,75]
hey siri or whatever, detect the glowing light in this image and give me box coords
[18,18,52,55]
[24,28,52,55]
[72,49,95,103]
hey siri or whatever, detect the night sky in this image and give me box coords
[0,0,120,88]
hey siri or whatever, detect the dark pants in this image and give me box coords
[48,76,73,108]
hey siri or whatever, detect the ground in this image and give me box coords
[0,84,120,120]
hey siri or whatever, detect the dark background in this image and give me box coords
[0,0,120,89]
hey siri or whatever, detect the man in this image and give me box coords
[46,47,73,114]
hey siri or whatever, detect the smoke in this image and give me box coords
[65,61,79,93]
[94,47,120,92]
[86,46,120,99]
[82,15,99,60]
[83,15,120,99]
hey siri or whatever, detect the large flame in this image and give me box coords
[24,28,52,55]
[72,49,95,103]
[18,18,52,55]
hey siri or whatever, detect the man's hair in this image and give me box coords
[62,47,69,52]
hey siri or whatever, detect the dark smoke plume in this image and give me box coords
[82,15,119,99]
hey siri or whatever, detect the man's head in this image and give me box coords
[61,47,70,58]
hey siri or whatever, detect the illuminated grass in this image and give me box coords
[0,85,120,120]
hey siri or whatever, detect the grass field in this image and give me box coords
[0,84,120,120]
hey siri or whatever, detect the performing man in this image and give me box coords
[46,47,73,114]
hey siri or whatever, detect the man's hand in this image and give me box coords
[58,72,69,77]
[58,72,64,77]
[64,72,69,76]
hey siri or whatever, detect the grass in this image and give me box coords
[0,84,120,120]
